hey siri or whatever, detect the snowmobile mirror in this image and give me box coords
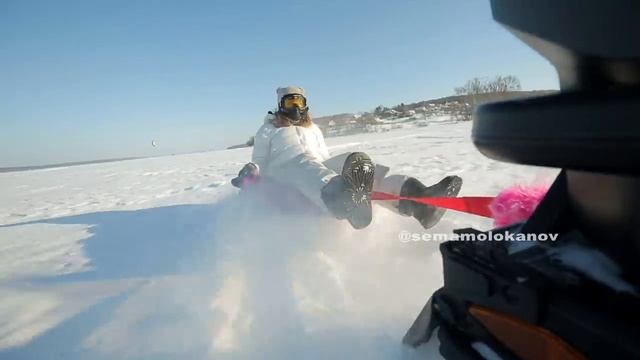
[473,0,640,174]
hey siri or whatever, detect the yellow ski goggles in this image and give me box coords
[280,94,307,110]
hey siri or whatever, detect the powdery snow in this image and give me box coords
[0,121,557,359]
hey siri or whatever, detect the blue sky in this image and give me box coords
[1,0,558,167]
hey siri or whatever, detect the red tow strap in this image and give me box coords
[371,191,495,218]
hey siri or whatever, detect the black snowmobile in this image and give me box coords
[403,1,640,359]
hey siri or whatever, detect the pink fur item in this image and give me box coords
[490,184,550,227]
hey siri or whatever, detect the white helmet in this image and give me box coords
[276,86,308,123]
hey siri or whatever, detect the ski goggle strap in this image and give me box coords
[280,94,307,111]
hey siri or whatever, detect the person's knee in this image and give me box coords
[375,174,410,195]
[323,152,352,172]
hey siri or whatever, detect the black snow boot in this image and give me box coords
[399,175,463,229]
[321,152,375,229]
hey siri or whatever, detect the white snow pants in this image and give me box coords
[266,152,409,214]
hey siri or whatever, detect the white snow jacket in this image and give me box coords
[251,112,330,176]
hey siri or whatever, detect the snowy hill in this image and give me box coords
[314,90,554,137]
[0,120,557,359]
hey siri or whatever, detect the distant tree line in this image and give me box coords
[452,75,522,121]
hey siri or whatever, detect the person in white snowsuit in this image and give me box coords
[233,86,462,229]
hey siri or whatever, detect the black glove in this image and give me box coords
[231,162,260,188]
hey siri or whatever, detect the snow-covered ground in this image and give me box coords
[0,120,557,359]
